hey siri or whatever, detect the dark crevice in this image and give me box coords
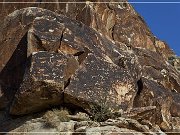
[74,51,84,56]
[64,78,71,90]
[137,78,143,95]
[111,25,115,41]
[133,78,143,108]
[76,47,91,65]
[63,78,71,105]
[59,28,66,49]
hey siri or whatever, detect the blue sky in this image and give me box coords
[128,0,180,56]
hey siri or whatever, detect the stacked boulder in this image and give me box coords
[0,0,179,133]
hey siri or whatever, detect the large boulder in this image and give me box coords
[64,53,137,113]
[10,51,71,115]
[133,77,173,130]
[0,8,51,109]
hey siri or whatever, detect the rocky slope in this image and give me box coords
[0,0,179,134]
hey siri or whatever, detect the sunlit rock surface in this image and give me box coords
[0,0,179,133]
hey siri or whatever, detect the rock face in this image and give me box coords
[4,7,139,115]
[0,0,180,133]
[10,51,68,115]
[0,0,174,56]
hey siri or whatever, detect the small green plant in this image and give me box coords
[89,90,123,122]
[90,103,115,122]
[89,93,118,122]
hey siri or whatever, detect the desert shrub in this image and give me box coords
[43,110,57,128]
[90,94,118,122]
[90,103,115,122]
[90,91,123,122]
[52,108,70,122]
[43,108,70,128]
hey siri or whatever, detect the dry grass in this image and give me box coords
[43,108,70,128]
[52,108,70,122]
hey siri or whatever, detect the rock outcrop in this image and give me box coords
[0,109,168,134]
[0,0,179,134]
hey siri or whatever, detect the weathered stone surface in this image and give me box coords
[74,121,100,131]
[155,39,175,60]
[133,48,180,94]
[0,8,49,109]
[64,53,137,113]
[0,0,57,23]
[171,93,180,117]
[122,106,157,119]
[133,77,173,130]
[168,56,180,72]
[68,112,90,121]
[101,118,151,133]
[10,51,69,115]
[4,7,140,115]
[131,47,180,131]
[0,0,163,53]
[0,0,179,133]
[0,109,166,134]
[55,0,156,52]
